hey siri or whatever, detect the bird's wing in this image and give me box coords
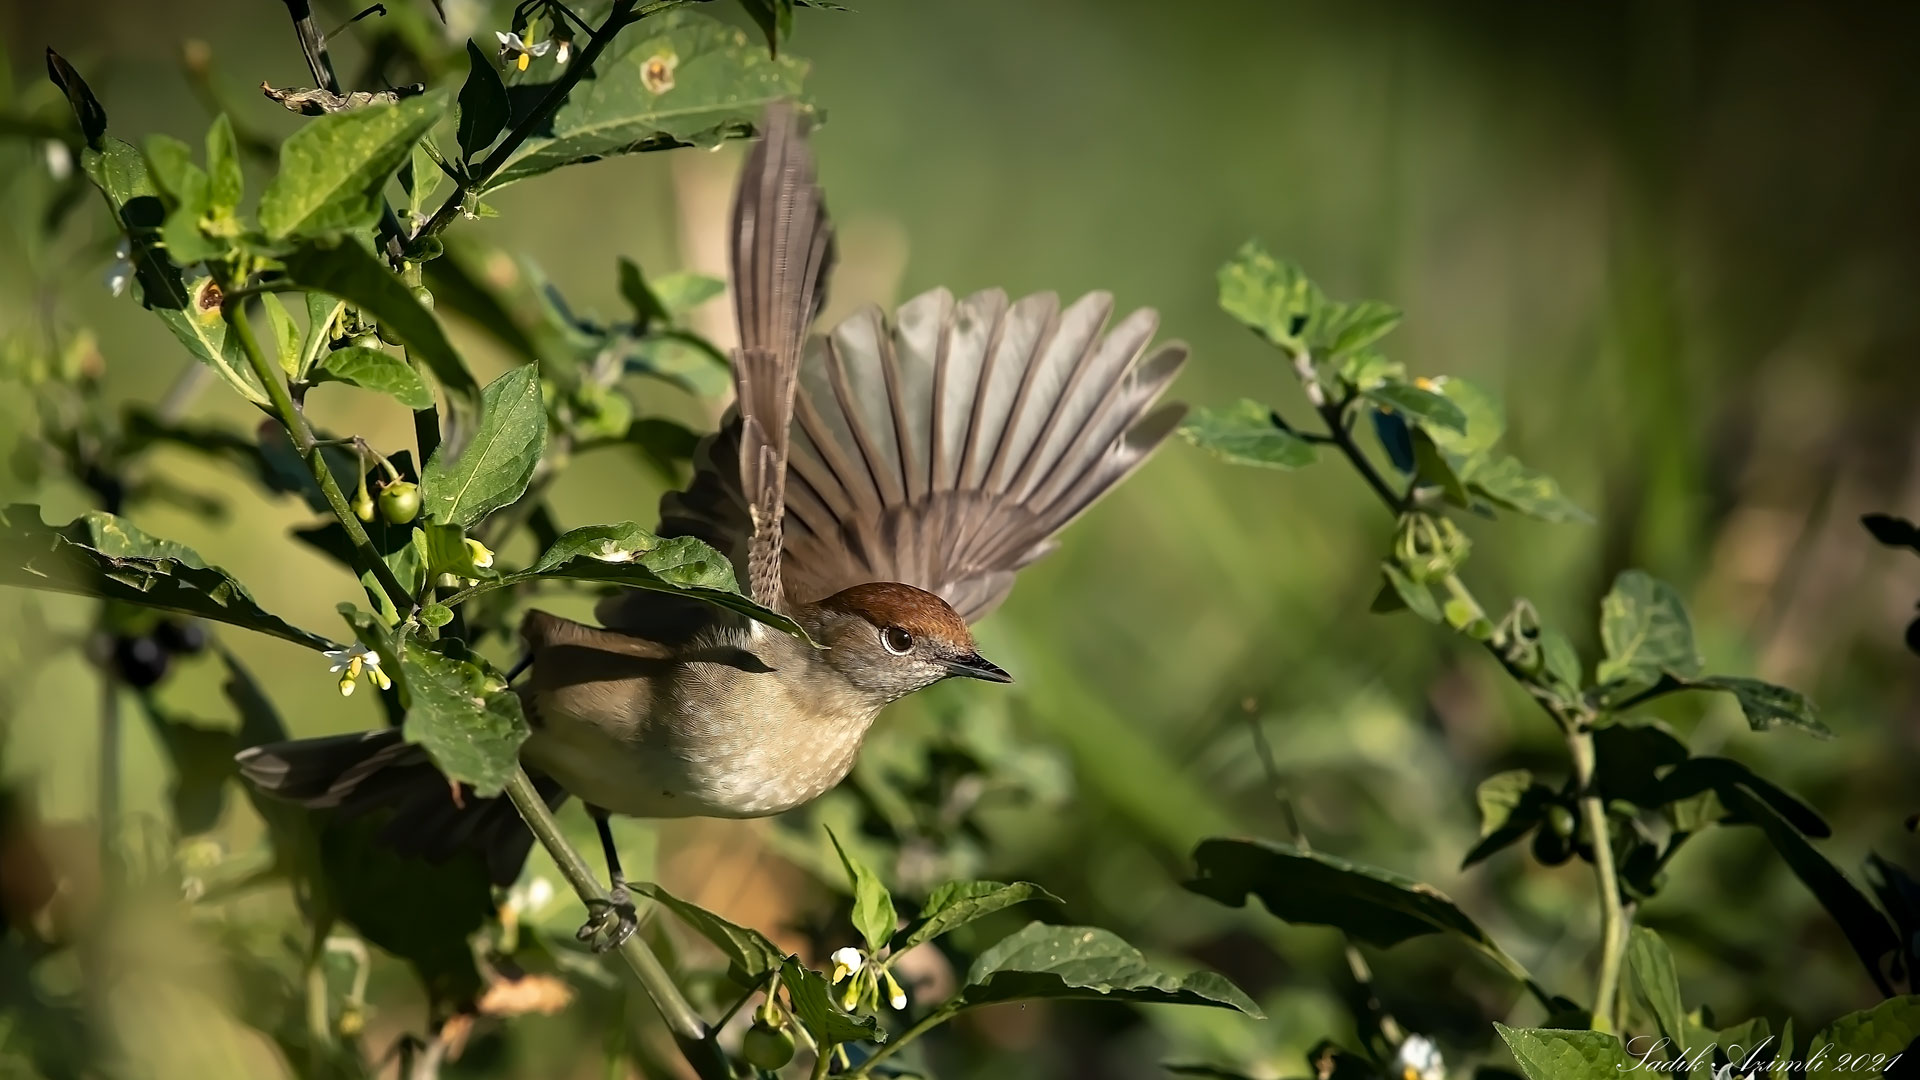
[728,102,835,611]
[644,288,1186,625]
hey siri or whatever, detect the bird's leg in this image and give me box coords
[575,807,638,953]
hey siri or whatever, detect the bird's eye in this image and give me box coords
[880,626,913,655]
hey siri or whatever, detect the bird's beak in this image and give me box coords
[943,652,1013,684]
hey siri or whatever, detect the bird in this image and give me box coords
[237,103,1189,950]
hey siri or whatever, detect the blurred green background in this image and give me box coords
[2,1,1918,1077]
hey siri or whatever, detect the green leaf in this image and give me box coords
[1470,454,1591,524]
[1806,996,1920,1080]
[1628,927,1688,1056]
[1179,401,1317,469]
[1463,770,1554,868]
[280,237,477,403]
[649,270,726,313]
[1689,675,1830,738]
[632,882,783,983]
[80,138,196,312]
[153,278,267,405]
[0,504,334,651]
[160,203,221,266]
[826,827,897,955]
[1381,562,1442,623]
[205,114,242,214]
[954,922,1260,1016]
[1423,377,1506,464]
[455,41,509,161]
[1717,785,1902,995]
[396,637,528,799]
[1363,382,1466,433]
[298,291,346,379]
[1541,629,1584,696]
[737,0,795,54]
[402,140,443,223]
[143,134,209,216]
[489,10,811,189]
[781,958,881,1046]
[1217,240,1315,348]
[445,522,810,641]
[892,881,1062,954]
[1314,299,1402,356]
[1597,570,1702,686]
[314,345,434,409]
[259,89,448,239]
[261,292,301,377]
[420,364,545,527]
[1494,1025,1633,1080]
[1186,838,1532,984]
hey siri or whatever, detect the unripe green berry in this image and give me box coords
[741,1018,795,1071]
[378,481,421,524]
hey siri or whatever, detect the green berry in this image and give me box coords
[411,285,434,312]
[379,481,421,524]
[741,1018,795,1071]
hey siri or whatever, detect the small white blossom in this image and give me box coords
[44,140,73,181]
[495,30,552,72]
[463,537,495,570]
[105,236,133,298]
[553,37,572,65]
[325,642,390,697]
[829,947,864,984]
[1395,1034,1445,1080]
[881,967,907,1011]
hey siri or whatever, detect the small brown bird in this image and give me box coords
[238,105,1187,947]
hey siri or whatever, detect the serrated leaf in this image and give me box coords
[259,89,448,238]
[1470,454,1591,524]
[956,922,1260,1016]
[632,881,783,983]
[1179,400,1317,469]
[314,345,434,409]
[456,40,509,161]
[489,10,811,189]
[1628,927,1688,1056]
[1597,570,1702,686]
[1186,838,1532,984]
[0,504,334,651]
[281,237,478,403]
[1494,1024,1633,1080]
[397,637,528,799]
[205,114,242,214]
[1689,675,1829,738]
[891,881,1061,954]
[1381,562,1442,623]
[444,522,809,640]
[827,827,897,955]
[1806,996,1920,1080]
[1217,240,1315,347]
[420,364,544,527]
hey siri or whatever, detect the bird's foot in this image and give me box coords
[575,884,638,954]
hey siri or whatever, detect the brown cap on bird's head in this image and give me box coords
[814,581,1011,683]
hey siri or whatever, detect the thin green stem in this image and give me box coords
[222,291,415,612]
[1569,728,1626,1033]
[413,0,696,245]
[843,1005,956,1079]
[498,768,730,1080]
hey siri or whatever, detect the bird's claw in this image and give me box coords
[575,894,638,953]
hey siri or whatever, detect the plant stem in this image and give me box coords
[498,768,731,1080]
[843,1005,956,1079]
[1569,727,1626,1033]
[222,292,416,613]
[413,0,695,245]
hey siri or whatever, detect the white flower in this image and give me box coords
[1395,1034,1445,1080]
[105,236,133,298]
[553,37,572,65]
[590,540,635,563]
[829,947,864,984]
[506,875,556,916]
[881,967,907,1011]
[495,30,551,72]
[325,642,390,697]
[463,537,495,570]
[44,140,72,181]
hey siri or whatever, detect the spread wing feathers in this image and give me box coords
[730,102,835,609]
[644,287,1186,626]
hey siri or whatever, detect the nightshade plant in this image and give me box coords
[0,4,1256,1079]
[1176,242,1919,1079]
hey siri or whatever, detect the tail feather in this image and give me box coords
[236,730,566,886]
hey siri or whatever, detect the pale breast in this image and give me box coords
[521,626,881,820]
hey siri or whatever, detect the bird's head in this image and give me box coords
[801,581,1012,704]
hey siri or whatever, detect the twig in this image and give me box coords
[498,768,731,1080]
[1568,728,1626,1033]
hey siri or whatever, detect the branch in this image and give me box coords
[498,769,731,1080]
